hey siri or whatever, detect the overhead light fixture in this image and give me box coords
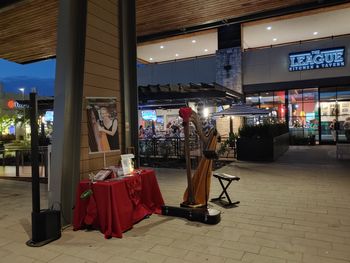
[160,45,164,49]
[313,31,318,35]
[149,57,153,61]
[175,53,179,57]
[192,40,196,43]
[266,26,272,30]
[273,38,277,42]
[204,49,208,52]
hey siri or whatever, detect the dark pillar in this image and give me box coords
[30,93,39,213]
[50,0,87,225]
[120,0,139,167]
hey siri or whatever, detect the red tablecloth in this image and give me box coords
[73,169,164,238]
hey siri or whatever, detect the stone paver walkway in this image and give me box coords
[0,145,349,263]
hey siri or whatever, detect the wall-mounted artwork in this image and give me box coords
[86,97,119,153]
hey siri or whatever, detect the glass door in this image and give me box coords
[320,86,350,143]
[288,88,319,140]
[320,101,337,143]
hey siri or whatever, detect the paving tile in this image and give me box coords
[260,247,302,261]
[126,250,167,263]
[150,245,188,259]
[2,241,61,261]
[222,240,260,253]
[184,251,226,263]
[242,252,286,263]
[104,257,143,263]
[47,254,94,263]
[317,249,350,262]
[302,254,350,263]
[238,236,276,248]
[0,253,36,263]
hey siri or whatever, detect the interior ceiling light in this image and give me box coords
[160,45,164,49]
[313,31,318,35]
[204,49,208,52]
[149,57,153,61]
[175,53,179,57]
[273,38,277,42]
[266,26,272,30]
[191,40,196,43]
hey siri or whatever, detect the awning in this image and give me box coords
[212,104,270,117]
[138,82,242,109]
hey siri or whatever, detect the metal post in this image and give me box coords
[15,150,19,177]
[30,92,40,214]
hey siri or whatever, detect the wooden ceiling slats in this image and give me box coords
[136,0,316,36]
[0,0,341,63]
[0,0,57,63]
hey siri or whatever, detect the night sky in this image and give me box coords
[0,58,56,97]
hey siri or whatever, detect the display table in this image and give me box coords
[73,169,164,238]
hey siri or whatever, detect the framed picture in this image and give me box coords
[86,97,119,153]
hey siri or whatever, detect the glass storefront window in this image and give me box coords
[288,88,319,139]
[337,86,350,101]
[273,91,286,121]
[319,87,350,142]
[246,86,350,143]
[245,93,259,107]
[260,92,274,110]
[320,87,336,101]
[288,89,303,104]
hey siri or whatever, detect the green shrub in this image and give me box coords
[218,132,238,155]
[239,123,288,139]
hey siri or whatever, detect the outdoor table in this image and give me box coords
[73,169,164,238]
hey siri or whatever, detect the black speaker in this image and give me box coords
[26,210,61,247]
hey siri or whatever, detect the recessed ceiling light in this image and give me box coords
[266,26,272,30]
[160,45,164,49]
[175,53,179,57]
[192,40,196,43]
[204,49,208,52]
[313,32,318,35]
[149,57,153,61]
[273,38,277,42]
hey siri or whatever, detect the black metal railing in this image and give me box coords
[0,146,50,178]
[139,136,200,159]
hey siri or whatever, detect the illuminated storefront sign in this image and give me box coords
[289,47,345,71]
[7,99,27,109]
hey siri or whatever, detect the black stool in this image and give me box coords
[211,173,240,207]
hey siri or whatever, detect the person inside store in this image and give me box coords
[98,106,119,150]
[343,117,350,141]
[329,119,338,142]
[139,125,145,139]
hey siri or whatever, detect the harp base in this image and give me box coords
[180,202,206,209]
[161,205,221,225]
